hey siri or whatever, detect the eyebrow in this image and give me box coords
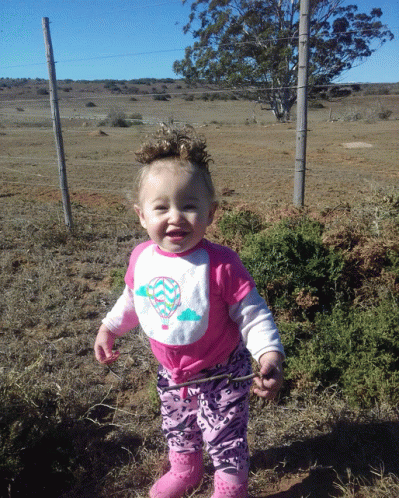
[150,195,200,202]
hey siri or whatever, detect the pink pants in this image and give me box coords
[157,342,252,480]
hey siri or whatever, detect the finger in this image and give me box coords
[254,373,277,388]
[253,373,282,399]
[253,386,278,400]
[95,346,119,364]
[255,380,279,396]
[102,350,120,364]
[94,346,106,363]
[260,362,279,378]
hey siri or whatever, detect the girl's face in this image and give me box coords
[135,162,217,254]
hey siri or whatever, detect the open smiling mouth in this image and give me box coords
[166,230,189,240]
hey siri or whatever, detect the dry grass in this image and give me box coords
[334,467,399,498]
[0,194,398,498]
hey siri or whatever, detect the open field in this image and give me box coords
[0,80,398,497]
[1,80,399,211]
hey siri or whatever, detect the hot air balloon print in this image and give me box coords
[147,277,181,330]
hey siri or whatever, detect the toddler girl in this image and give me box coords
[94,126,284,498]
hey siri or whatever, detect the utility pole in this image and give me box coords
[42,17,73,229]
[293,0,310,208]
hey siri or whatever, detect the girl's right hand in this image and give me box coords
[94,325,120,364]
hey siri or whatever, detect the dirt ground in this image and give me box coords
[1,82,398,213]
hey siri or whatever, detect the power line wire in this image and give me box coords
[3,48,185,69]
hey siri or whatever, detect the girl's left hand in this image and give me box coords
[253,351,284,400]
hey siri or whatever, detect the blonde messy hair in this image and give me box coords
[135,125,216,201]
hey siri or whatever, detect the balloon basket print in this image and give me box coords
[147,276,181,330]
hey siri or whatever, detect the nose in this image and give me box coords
[168,208,184,224]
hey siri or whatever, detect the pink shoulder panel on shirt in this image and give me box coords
[203,240,255,305]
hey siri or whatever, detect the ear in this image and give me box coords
[134,204,147,229]
[207,201,218,226]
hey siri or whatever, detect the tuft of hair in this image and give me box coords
[135,124,212,171]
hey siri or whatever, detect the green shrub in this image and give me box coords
[153,94,170,101]
[235,209,399,407]
[277,319,314,360]
[128,113,143,125]
[218,208,263,246]
[99,110,130,127]
[377,109,392,120]
[285,298,399,407]
[240,217,346,315]
[364,85,390,96]
[110,268,125,292]
[209,93,230,101]
[309,101,325,109]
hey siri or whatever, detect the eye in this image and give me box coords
[184,203,198,210]
[154,205,167,212]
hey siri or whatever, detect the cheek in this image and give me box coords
[197,210,212,226]
[146,214,163,230]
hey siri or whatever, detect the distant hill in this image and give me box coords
[1,77,398,102]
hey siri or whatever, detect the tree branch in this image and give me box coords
[163,372,258,391]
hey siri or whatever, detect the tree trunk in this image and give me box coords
[270,96,293,122]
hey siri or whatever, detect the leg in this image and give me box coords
[157,365,204,453]
[150,367,204,498]
[198,345,252,498]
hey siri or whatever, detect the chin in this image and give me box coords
[162,240,197,254]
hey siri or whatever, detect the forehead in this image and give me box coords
[141,161,199,192]
[149,159,195,177]
[138,158,215,204]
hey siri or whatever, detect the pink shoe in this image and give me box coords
[149,450,204,498]
[210,470,248,498]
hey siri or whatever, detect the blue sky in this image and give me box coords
[2,0,398,83]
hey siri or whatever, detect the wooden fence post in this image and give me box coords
[42,17,73,229]
[293,0,310,208]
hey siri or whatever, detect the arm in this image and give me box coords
[229,288,285,400]
[94,285,139,364]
